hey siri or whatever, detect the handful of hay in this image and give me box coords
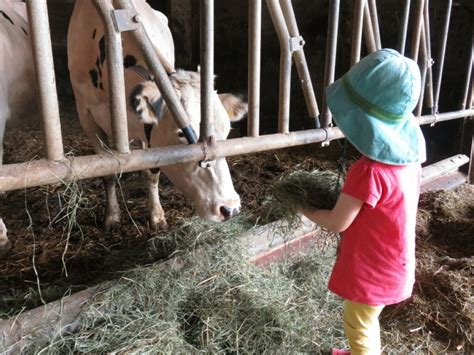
[262,170,343,223]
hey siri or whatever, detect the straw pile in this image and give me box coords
[9,177,472,353]
[262,170,343,224]
[23,234,345,354]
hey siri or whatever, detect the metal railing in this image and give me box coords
[0,0,472,193]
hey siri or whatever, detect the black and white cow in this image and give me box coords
[67,0,247,231]
[0,0,37,257]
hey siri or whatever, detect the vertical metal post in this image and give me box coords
[460,45,473,110]
[397,0,411,55]
[248,0,262,137]
[363,3,377,53]
[266,0,291,134]
[322,0,340,128]
[25,0,64,161]
[458,29,472,183]
[351,0,366,66]
[423,0,434,114]
[200,0,214,141]
[433,0,452,113]
[93,0,129,154]
[115,0,197,144]
[368,0,381,49]
[411,0,425,62]
[416,21,428,116]
[280,0,320,128]
[459,68,473,183]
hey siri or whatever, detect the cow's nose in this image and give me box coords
[220,206,240,220]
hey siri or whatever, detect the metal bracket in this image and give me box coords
[320,127,331,147]
[199,136,217,168]
[289,35,305,52]
[112,9,140,32]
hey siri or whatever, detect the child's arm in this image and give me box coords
[299,193,364,233]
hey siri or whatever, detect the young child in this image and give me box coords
[300,49,426,354]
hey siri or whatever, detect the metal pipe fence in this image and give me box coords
[25,0,64,162]
[0,0,472,194]
[321,0,340,128]
[280,0,320,127]
[248,0,262,137]
[93,0,130,154]
[397,0,411,55]
[351,0,366,65]
[200,0,214,142]
[1,109,472,193]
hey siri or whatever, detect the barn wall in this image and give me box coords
[45,0,472,161]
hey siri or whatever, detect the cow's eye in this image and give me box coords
[177,131,185,138]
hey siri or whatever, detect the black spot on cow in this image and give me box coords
[144,123,153,147]
[0,11,14,25]
[89,69,99,89]
[92,29,96,39]
[130,84,145,108]
[99,35,106,65]
[124,55,137,68]
[21,26,27,36]
[95,58,102,78]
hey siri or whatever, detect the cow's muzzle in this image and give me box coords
[220,205,241,220]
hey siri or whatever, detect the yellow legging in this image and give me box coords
[343,300,385,355]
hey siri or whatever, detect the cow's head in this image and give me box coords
[130,70,247,221]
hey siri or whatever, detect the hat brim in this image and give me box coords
[326,78,426,165]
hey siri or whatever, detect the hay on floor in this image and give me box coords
[14,185,474,354]
[23,237,343,354]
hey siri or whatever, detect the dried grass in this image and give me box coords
[261,169,343,225]
[6,185,474,354]
[23,233,344,354]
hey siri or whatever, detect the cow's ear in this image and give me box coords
[218,93,248,122]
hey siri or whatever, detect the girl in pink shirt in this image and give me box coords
[300,49,426,354]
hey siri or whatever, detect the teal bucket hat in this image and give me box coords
[326,48,426,165]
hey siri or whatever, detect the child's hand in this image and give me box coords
[301,193,364,233]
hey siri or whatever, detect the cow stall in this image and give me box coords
[0,0,473,353]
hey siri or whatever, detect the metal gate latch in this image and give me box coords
[112,9,141,32]
[289,36,305,52]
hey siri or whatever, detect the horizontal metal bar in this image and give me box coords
[0,110,472,192]
[0,128,340,192]
[416,109,474,125]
